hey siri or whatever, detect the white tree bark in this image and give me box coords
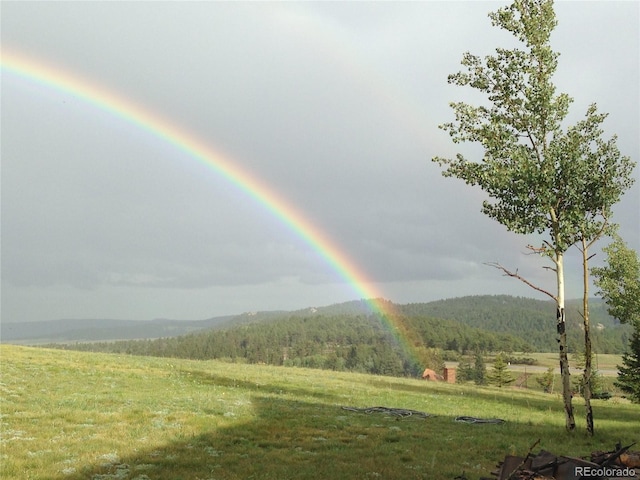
[555,252,575,431]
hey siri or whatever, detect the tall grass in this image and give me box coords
[1,345,637,480]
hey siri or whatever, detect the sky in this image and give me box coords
[2,1,638,323]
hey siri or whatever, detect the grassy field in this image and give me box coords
[514,352,623,372]
[1,345,638,480]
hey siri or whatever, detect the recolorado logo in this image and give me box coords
[575,465,636,478]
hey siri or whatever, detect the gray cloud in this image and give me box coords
[2,2,638,322]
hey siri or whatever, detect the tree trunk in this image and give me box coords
[556,252,576,431]
[582,239,594,436]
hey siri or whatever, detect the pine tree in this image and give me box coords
[474,352,487,385]
[615,329,640,404]
[488,353,514,388]
[457,359,474,382]
[536,367,555,393]
[572,350,604,398]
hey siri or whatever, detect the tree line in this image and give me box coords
[46,312,531,377]
[398,295,631,353]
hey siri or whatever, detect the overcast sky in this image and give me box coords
[2,1,638,323]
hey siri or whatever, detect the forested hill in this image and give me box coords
[398,295,629,353]
[50,312,531,377]
[208,295,630,354]
[47,295,631,379]
[12,295,631,355]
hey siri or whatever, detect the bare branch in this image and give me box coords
[485,262,557,301]
[525,244,548,255]
[507,439,541,480]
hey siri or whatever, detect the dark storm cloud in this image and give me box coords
[2,1,638,322]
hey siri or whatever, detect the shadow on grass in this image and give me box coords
[53,395,435,480]
[52,390,638,480]
[367,377,637,425]
[181,369,337,401]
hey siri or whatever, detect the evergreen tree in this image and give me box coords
[457,359,474,383]
[474,352,487,385]
[536,367,555,393]
[488,353,514,388]
[615,329,640,404]
[572,350,604,398]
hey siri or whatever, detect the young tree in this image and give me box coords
[592,237,640,403]
[488,353,514,388]
[567,106,637,434]
[457,359,475,383]
[572,349,604,399]
[536,367,555,393]
[615,329,640,404]
[474,352,487,385]
[432,0,635,431]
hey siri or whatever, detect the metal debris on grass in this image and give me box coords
[481,441,639,480]
[341,406,433,418]
[454,416,505,424]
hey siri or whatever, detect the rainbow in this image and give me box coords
[2,49,421,366]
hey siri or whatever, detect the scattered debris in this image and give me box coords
[341,406,433,418]
[342,407,508,424]
[592,443,640,469]
[454,416,505,425]
[482,441,639,480]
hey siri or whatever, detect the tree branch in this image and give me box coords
[525,244,548,255]
[485,262,557,302]
[525,244,557,273]
[582,215,611,251]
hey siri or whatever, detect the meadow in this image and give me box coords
[1,345,638,480]
[509,352,623,372]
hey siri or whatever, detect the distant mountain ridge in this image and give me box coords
[0,316,235,343]
[0,298,383,343]
[1,295,630,353]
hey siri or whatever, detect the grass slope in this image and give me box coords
[1,345,638,480]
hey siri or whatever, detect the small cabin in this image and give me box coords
[422,367,456,383]
[443,367,456,384]
[421,368,443,381]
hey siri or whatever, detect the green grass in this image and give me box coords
[519,352,623,371]
[1,345,638,480]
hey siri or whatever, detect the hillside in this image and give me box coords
[0,315,236,344]
[2,345,637,480]
[5,296,631,356]
[283,296,630,354]
[52,311,534,377]
[51,296,631,382]
[399,295,629,353]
